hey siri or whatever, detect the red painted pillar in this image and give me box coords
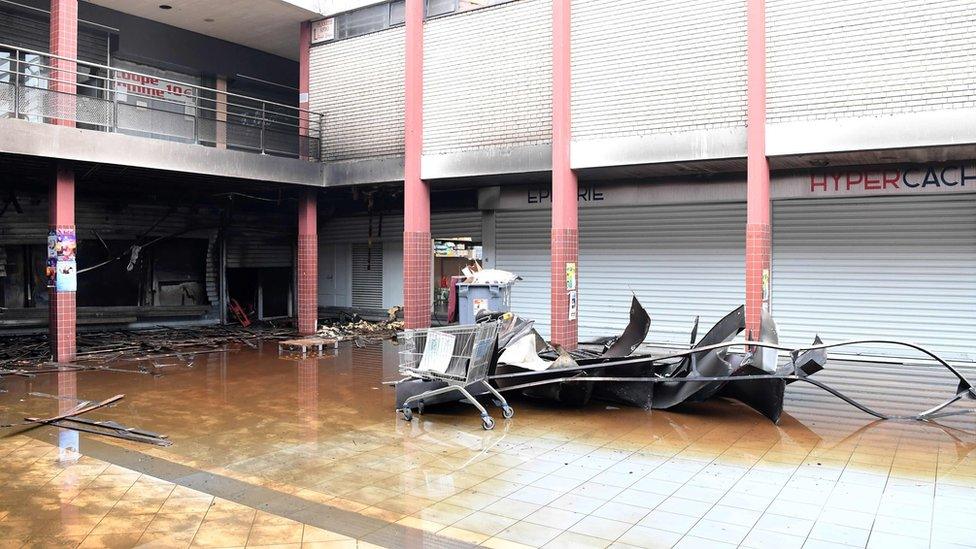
[403,0,431,329]
[745,0,771,340]
[50,0,77,125]
[550,0,578,348]
[50,165,77,362]
[297,191,318,335]
[298,21,311,160]
[296,22,318,336]
[50,0,78,362]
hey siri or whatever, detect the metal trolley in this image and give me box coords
[397,322,514,430]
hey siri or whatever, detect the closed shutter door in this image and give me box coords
[0,6,109,64]
[226,235,293,268]
[431,211,482,241]
[352,242,383,308]
[495,210,551,336]
[773,195,976,362]
[579,203,746,345]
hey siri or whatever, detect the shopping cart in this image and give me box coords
[397,322,513,430]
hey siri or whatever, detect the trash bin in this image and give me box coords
[456,281,514,324]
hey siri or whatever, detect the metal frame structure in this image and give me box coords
[397,322,513,430]
[492,338,976,422]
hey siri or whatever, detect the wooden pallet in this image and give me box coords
[278,337,338,357]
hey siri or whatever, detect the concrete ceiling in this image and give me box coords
[85,0,319,60]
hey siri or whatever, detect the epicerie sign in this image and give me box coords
[526,186,605,204]
[808,163,976,194]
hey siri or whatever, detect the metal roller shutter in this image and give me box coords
[495,204,747,342]
[0,6,110,64]
[320,211,481,243]
[495,210,552,336]
[431,211,482,241]
[351,242,383,309]
[579,203,746,345]
[772,195,976,362]
[225,235,293,268]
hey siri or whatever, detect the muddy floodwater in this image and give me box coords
[1,340,974,548]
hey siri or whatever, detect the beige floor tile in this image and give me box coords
[544,531,611,549]
[616,525,682,549]
[451,511,519,537]
[438,526,491,545]
[494,520,562,547]
[191,519,252,547]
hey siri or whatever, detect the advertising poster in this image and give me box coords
[46,232,57,288]
[48,228,77,292]
[566,262,577,291]
[568,290,578,321]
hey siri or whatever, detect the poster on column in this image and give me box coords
[568,291,578,321]
[48,228,77,292]
[46,232,57,288]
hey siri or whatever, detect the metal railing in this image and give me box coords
[0,43,324,161]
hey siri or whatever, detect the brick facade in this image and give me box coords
[423,0,552,155]
[573,0,747,140]
[767,0,976,123]
[309,28,405,161]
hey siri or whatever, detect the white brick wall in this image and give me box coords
[571,0,747,140]
[767,0,976,123]
[423,0,553,155]
[308,27,405,161]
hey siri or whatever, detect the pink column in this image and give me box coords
[745,0,771,340]
[50,164,77,362]
[50,0,77,126]
[298,21,311,160]
[297,191,318,335]
[550,0,578,348]
[50,0,78,362]
[403,0,431,329]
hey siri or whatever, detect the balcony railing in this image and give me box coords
[0,43,324,161]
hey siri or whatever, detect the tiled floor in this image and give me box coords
[1,340,974,548]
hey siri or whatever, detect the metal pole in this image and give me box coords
[12,55,19,120]
[259,102,266,154]
[192,93,199,144]
[111,68,118,132]
[318,112,324,160]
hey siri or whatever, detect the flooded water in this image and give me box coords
[1,340,975,548]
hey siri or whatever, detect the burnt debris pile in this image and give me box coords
[394,296,976,427]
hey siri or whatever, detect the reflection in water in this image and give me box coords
[0,339,974,546]
[298,357,318,441]
[57,370,79,463]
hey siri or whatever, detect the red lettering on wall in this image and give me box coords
[846,172,863,190]
[831,173,843,191]
[882,170,901,189]
[810,174,828,192]
[864,172,881,190]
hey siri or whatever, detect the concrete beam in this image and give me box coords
[0,119,325,187]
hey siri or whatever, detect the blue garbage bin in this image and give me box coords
[456,281,513,324]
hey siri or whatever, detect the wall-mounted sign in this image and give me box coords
[115,70,195,103]
[568,290,578,321]
[800,162,976,197]
[527,186,605,205]
[565,262,576,291]
[311,18,336,44]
